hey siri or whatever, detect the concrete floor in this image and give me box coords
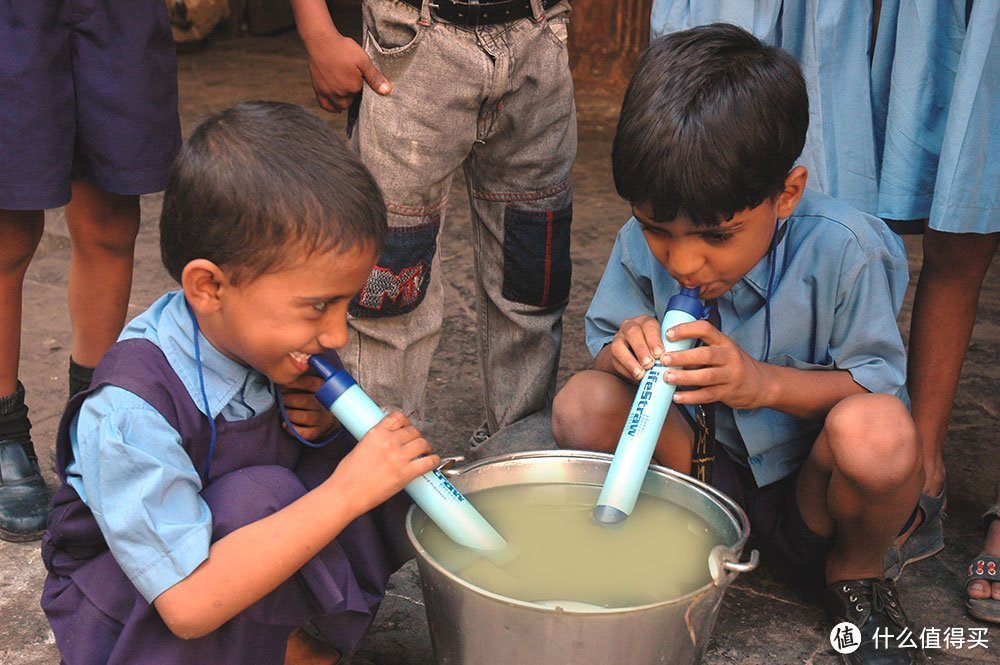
[2,28,999,665]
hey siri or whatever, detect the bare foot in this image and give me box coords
[968,518,1000,602]
[285,628,341,665]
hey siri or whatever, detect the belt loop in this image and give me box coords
[419,0,434,26]
[528,0,546,21]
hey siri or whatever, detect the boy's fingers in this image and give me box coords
[359,57,391,95]
[665,319,718,343]
[412,454,441,476]
[379,411,410,430]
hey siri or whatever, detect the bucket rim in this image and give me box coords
[405,449,752,615]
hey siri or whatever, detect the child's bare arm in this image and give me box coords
[290,0,391,112]
[153,411,438,639]
[660,319,866,420]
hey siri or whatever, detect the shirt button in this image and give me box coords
[749,455,762,466]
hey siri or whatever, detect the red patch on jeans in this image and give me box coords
[355,264,426,312]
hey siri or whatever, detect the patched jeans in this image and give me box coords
[346,0,576,435]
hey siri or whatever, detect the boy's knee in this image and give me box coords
[552,375,587,448]
[552,371,623,452]
[202,466,306,539]
[825,393,919,487]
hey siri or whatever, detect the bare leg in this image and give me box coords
[908,228,999,496]
[552,369,694,473]
[64,178,140,366]
[796,394,922,582]
[0,209,45,395]
[284,628,341,665]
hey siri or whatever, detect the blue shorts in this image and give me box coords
[0,0,181,210]
[710,449,833,587]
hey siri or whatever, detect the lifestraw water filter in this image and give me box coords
[593,287,708,525]
[309,355,508,551]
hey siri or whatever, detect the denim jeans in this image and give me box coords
[346,0,577,435]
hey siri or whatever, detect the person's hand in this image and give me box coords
[279,375,338,441]
[605,314,670,382]
[330,411,439,515]
[304,32,391,112]
[658,319,769,409]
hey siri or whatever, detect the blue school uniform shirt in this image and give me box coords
[585,189,909,487]
[64,291,277,602]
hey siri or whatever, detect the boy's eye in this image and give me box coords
[312,301,329,312]
[702,232,733,245]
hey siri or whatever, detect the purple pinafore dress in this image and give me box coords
[41,338,412,664]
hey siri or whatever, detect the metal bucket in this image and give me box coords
[405,450,758,665]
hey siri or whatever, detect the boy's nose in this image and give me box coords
[317,317,349,350]
[666,247,705,283]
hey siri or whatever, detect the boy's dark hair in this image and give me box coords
[612,23,808,227]
[160,101,386,285]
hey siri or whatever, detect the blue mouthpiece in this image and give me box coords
[666,286,705,319]
[308,354,337,380]
[309,355,358,407]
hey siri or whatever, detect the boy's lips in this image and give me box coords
[288,351,312,372]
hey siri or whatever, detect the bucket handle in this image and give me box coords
[722,549,759,574]
[437,456,466,477]
[709,546,759,586]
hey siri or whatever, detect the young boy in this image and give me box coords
[41,101,439,664]
[552,25,924,664]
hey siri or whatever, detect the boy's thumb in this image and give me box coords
[361,60,392,95]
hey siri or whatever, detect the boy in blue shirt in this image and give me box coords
[553,25,924,665]
[41,101,439,664]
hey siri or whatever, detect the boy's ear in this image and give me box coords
[181,259,227,314]
[776,165,808,219]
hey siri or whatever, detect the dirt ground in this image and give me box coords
[2,27,999,665]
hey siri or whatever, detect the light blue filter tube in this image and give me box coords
[309,355,508,552]
[593,287,706,525]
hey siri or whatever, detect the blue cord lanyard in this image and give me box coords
[185,301,219,479]
[762,219,784,362]
[275,386,343,448]
[184,303,342,479]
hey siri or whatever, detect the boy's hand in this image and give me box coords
[279,375,339,441]
[304,32,391,112]
[659,319,771,409]
[332,411,439,515]
[605,314,669,382]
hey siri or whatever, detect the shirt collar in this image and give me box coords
[158,293,260,418]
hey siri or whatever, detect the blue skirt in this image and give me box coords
[650,0,1000,234]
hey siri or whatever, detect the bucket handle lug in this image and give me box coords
[709,546,759,585]
[722,549,759,574]
[437,456,466,477]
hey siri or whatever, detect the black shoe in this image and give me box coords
[0,438,50,541]
[825,578,925,664]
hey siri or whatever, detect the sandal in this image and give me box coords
[966,553,1000,624]
[966,504,1000,625]
[883,485,946,581]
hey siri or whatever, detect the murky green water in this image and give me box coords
[416,483,723,609]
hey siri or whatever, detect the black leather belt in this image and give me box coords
[399,0,562,26]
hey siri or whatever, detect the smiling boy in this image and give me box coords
[552,25,925,665]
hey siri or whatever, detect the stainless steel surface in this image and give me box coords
[406,450,758,665]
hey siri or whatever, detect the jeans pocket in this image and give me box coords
[502,203,572,307]
[364,0,425,58]
[543,15,569,48]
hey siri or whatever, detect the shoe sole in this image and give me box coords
[0,526,45,543]
[889,540,946,581]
